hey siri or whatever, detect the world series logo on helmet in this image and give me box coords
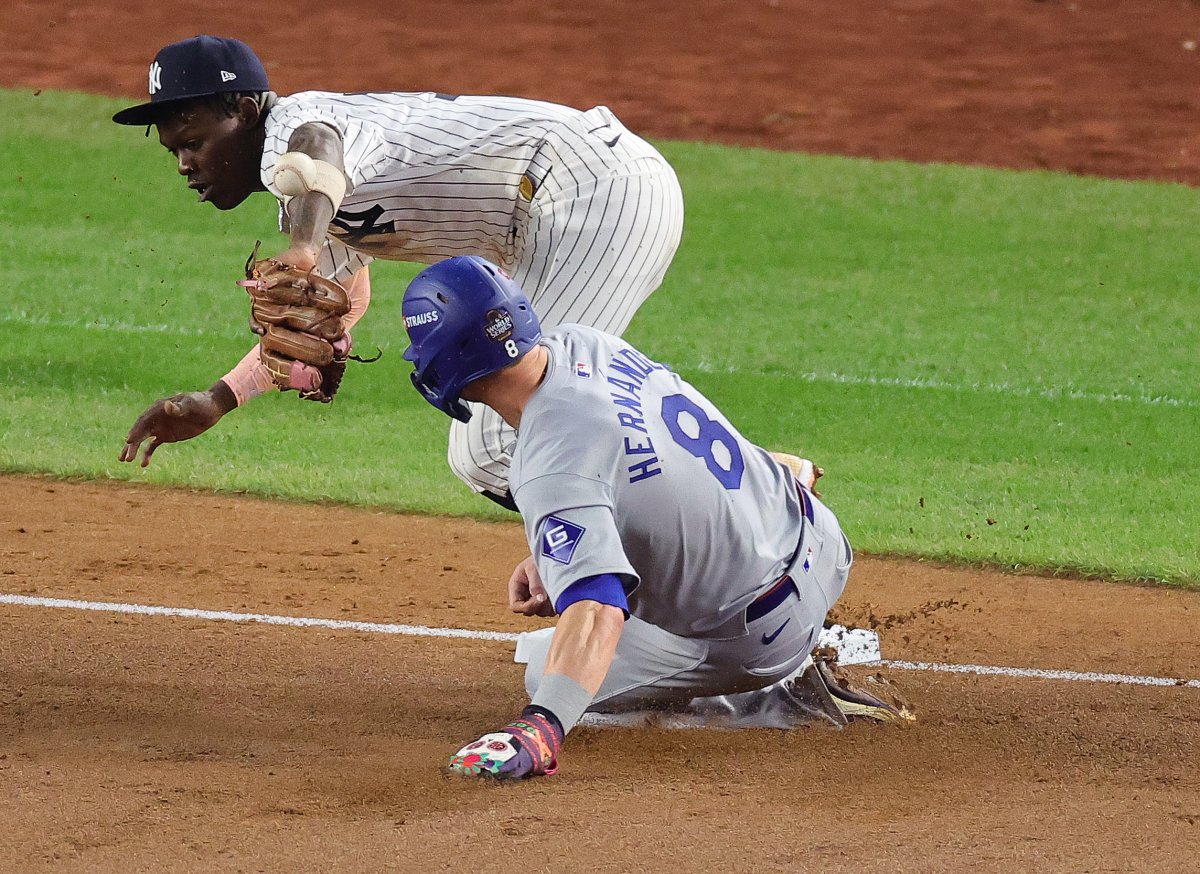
[484,308,514,342]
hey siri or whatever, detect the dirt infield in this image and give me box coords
[4,1,1200,870]
[2,476,1198,871]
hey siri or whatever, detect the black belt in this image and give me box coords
[747,574,798,622]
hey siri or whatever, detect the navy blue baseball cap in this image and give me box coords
[112,35,269,126]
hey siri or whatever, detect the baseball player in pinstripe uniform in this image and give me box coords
[112,35,686,506]
[400,257,908,780]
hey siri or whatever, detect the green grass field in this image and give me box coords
[2,88,1197,585]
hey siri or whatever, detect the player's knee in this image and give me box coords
[447,417,513,495]
[446,442,506,495]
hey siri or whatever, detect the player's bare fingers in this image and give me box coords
[528,590,549,614]
[522,556,544,588]
[507,579,531,611]
[140,437,162,468]
[527,575,550,610]
[118,439,139,463]
[507,556,536,609]
[513,592,549,616]
[510,587,547,615]
[119,421,152,461]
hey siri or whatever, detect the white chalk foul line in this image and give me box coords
[0,593,879,663]
[0,593,520,642]
[879,659,1200,689]
[3,594,1195,689]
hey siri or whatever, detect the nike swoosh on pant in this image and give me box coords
[761,618,791,645]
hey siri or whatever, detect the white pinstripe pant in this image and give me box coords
[447,107,686,496]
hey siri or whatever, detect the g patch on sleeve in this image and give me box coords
[539,515,585,565]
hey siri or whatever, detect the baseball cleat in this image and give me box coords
[768,451,825,495]
[784,661,851,727]
[811,654,915,724]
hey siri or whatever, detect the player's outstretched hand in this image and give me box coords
[119,390,227,467]
[447,711,562,780]
[508,556,555,617]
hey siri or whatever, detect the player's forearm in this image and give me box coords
[285,191,335,255]
[541,600,625,696]
[280,122,347,256]
[209,378,238,414]
[220,345,276,407]
[448,598,619,779]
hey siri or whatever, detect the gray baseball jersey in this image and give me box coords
[260,91,684,495]
[511,325,806,640]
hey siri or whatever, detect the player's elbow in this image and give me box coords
[287,122,345,167]
[592,600,626,630]
[561,599,625,635]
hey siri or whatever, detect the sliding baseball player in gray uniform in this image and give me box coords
[400,256,906,781]
[113,35,684,506]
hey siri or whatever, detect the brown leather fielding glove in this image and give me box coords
[238,248,352,403]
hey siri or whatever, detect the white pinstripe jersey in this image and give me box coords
[260,91,583,282]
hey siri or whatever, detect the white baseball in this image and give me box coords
[272,152,317,196]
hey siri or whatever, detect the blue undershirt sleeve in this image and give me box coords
[554,573,630,618]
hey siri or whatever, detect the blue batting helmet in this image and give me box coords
[402,256,542,422]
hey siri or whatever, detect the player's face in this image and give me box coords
[156,101,261,210]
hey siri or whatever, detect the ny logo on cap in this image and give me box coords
[148,61,162,95]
